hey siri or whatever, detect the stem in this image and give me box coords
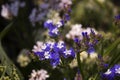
[77,53,84,80]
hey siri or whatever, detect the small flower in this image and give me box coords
[17,49,31,67]
[101,64,120,80]
[63,48,75,58]
[49,28,59,37]
[44,19,64,37]
[115,15,120,20]
[29,69,49,80]
[1,1,25,19]
[1,5,12,19]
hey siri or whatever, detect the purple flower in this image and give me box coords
[101,69,115,80]
[101,64,120,80]
[115,15,120,20]
[32,41,75,67]
[44,20,64,37]
[63,48,75,58]
[1,0,25,19]
[64,13,70,21]
[48,28,59,37]
[87,45,95,54]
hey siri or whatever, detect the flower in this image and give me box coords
[17,49,31,67]
[29,69,49,80]
[101,64,120,80]
[44,19,63,37]
[32,40,75,67]
[59,0,72,9]
[1,5,11,19]
[115,15,120,20]
[1,0,25,19]
[66,24,98,40]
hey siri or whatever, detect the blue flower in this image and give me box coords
[48,28,59,37]
[101,69,115,80]
[44,20,64,37]
[64,13,70,21]
[87,45,95,54]
[50,51,60,67]
[32,41,75,67]
[101,64,120,80]
[63,48,75,58]
[54,41,66,53]
[115,15,120,20]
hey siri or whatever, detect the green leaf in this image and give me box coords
[103,38,120,56]
[0,22,13,40]
[0,42,24,80]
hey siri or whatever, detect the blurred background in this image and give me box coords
[0,0,120,79]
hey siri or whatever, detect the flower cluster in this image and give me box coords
[29,2,50,26]
[69,24,101,54]
[1,0,25,19]
[29,69,49,80]
[101,64,120,80]
[44,0,72,37]
[32,41,75,67]
[66,24,98,40]
[44,19,64,37]
[29,0,72,26]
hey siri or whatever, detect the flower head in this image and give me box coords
[29,69,49,80]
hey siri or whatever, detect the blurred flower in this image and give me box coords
[66,24,98,40]
[115,15,120,20]
[80,51,98,63]
[69,58,77,68]
[44,19,63,37]
[74,70,83,80]
[32,41,44,53]
[29,69,49,80]
[59,0,72,9]
[1,5,12,19]
[1,0,25,19]
[101,64,120,80]
[17,49,31,67]
[80,51,88,62]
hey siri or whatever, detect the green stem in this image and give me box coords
[77,53,84,80]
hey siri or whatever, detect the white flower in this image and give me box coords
[66,24,98,40]
[44,51,50,59]
[64,49,71,55]
[104,69,111,75]
[51,28,59,34]
[29,69,49,80]
[17,49,31,67]
[57,41,64,49]
[59,0,72,9]
[32,41,44,52]
[1,5,11,19]
[80,51,88,61]
[115,68,120,74]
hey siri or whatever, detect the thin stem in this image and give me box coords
[77,53,84,80]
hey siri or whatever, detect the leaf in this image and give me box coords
[103,38,120,56]
[0,22,13,40]
[0,42,24,80]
